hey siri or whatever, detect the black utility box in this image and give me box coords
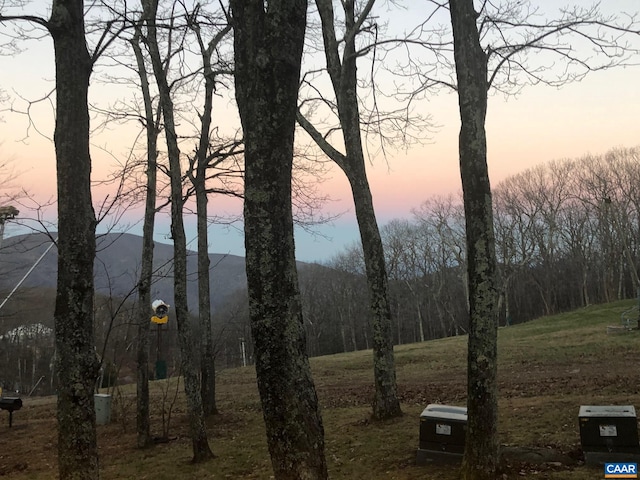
[416,404,467,465]
[579,405,640,465]
[0,396,23,427]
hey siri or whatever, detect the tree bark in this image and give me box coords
[141,0,213,462]
[49,1,100,478]
[347,170,401,419]
[230,1,328,478]
[449,1,500,479]
[131,26,159,449]
[196,173,217,416]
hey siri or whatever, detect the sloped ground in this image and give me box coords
[1,300,638,479]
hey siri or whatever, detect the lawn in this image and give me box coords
[1,300,638,479]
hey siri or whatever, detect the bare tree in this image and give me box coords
[601,148,640,320]
[129,24,161,448]
[413,196,468,336]
[493,175,539,324]
[0,1,125,477]
[230,0,328,478]
[183,7,234,416]
[448,3,500,477]
[139,0,213,462]
[297,0,402,420]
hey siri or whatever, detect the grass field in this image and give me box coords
[1,300,639,479]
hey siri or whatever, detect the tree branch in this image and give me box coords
[296,110,347,170]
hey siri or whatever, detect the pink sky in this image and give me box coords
[328,64,640,220]
[2,64,639,262]
[292,65,639,261]
[1,4,639,261]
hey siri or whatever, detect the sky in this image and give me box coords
[0,1,639,263]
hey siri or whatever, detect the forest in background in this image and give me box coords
[2,145,638,396]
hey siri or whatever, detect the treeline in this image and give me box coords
[4,147,639,385]
[215,146,640,364]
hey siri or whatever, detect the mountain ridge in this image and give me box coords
[0,232,248,313]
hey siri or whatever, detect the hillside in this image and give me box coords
[1,300,638,479]
[0,232,248,314]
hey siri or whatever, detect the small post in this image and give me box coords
[240,337,247,367]
[151,300,169,380]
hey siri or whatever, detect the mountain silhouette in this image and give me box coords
[0,232,248,314]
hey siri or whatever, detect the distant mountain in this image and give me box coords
[0,233,248,314]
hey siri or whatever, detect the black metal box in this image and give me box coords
[416,404,467,464]
[579,405,640,464]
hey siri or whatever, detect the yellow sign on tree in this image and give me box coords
[151,315,168,324]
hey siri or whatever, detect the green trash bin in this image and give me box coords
[155,360,167,380]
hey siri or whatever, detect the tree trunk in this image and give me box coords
[449,1,500,479]
[347,168,402,419]
[141,0,213,462]
[231,1,328,478]
[131,26,159,449]
[195,147,217,416]
[307,0,401,420]
[49,1,100,478]
[190,22,230,417]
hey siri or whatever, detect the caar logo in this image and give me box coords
[604,463,638,479]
